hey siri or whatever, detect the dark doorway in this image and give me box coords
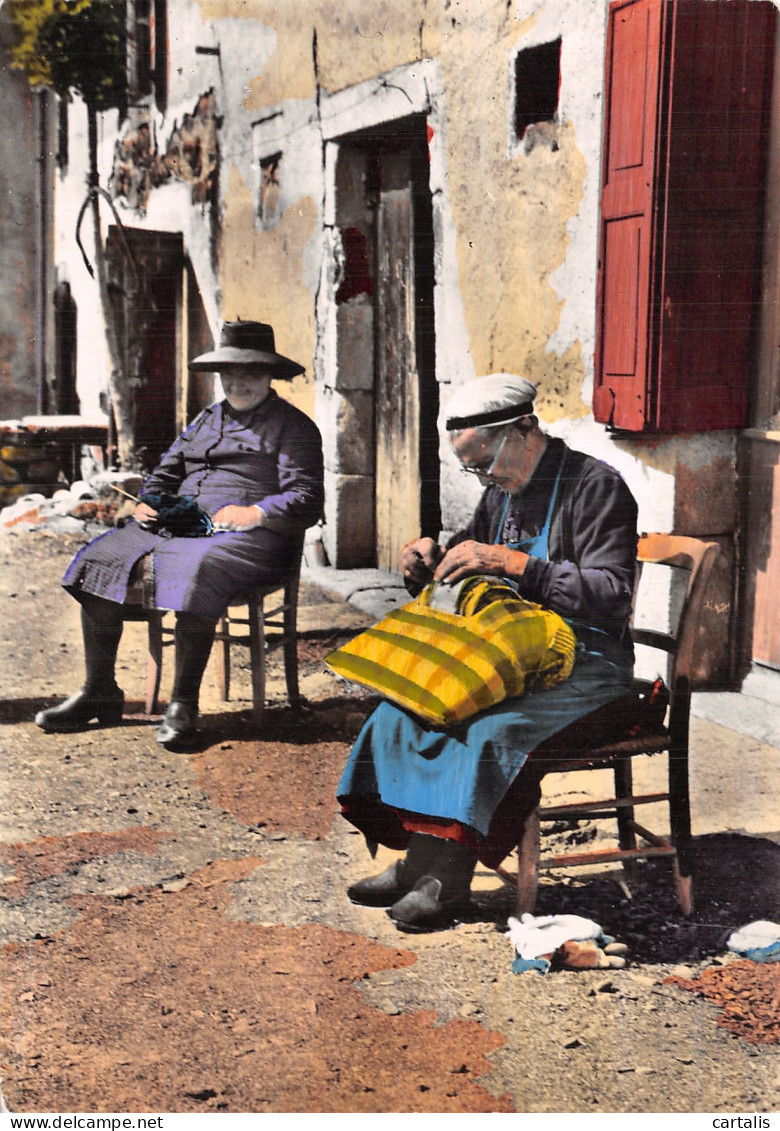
[135,264,178,470]
[336,115,439,570]
[106,228,212,473]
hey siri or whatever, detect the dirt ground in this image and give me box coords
[0,530,778,1114]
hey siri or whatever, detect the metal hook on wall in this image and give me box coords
[74,184,139,283]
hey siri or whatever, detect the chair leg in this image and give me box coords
[146,613,164,715]
[248,598,266,723]
[668,720,694,916]
[282,581,301,708]
[613,757,637,852]
[612,755,639,889]
[515,807,540,915]
[674,863,694,916]
[216,614,230,702]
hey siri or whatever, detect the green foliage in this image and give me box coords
[5,0,126,111]
[4,0,62,87]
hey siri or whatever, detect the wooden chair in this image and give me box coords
[505,533,720,917]
[141,544,304,724]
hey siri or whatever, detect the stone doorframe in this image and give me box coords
[314,59,448,569]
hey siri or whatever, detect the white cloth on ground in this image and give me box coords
[726,920,780,962]
[506,912,604,960]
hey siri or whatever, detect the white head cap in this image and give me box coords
[445,373,538,431]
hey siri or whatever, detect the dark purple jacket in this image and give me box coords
[140,390,324,527]
[63,391,323,618]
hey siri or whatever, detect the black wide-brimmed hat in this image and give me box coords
[189,320,305,378]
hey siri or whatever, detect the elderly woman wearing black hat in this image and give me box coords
[338,373,639,933]
[36,321,324,748]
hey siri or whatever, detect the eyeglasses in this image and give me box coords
[459,430,510,481]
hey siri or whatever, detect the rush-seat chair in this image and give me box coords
[502,533,720,917]
[140,539,304,724]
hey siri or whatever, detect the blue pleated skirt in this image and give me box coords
[338,631,633,840]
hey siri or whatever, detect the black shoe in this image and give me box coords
[387,875,472,934]
[347,860,413,908]
[35,687,124,733]
[156,700,198,749]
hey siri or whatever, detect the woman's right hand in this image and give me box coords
[133,501,158,526]
[399,537,445,591]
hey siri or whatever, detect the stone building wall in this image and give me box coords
[0,10,41,419]
[44,0,778,684]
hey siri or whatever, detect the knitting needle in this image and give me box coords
[106,484,163,532]
[107,484,142,504]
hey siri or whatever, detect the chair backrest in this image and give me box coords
[632,533,720,690]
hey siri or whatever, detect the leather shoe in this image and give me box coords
[156,700,198,749]
[35,687,124,732]
[387,875,471,934]
[347,860,413,908]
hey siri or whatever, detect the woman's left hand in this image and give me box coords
[212,505,265,531]
[434,540,529,585]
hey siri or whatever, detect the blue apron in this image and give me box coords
[496,448,565,559]
[496,450,627,666]
[338,455,633,845]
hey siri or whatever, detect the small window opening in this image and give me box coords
[134,0,153,97]
[514,37,562,144]
[128,0,166,108]
[258,153,282,228]
[153,0,168,113]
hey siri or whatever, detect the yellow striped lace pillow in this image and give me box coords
[325,577,576,727]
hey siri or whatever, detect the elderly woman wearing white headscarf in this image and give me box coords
[338,374,638,933]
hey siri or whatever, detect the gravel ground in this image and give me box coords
[0,530,778,1114]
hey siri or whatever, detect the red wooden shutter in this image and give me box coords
[655,0,775,432]
[594,0,775,434]
[594,0,666,431]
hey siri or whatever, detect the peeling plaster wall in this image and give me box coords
[56,0,607,449]
[52,1,238,417]
[191,0,617,535]
[46,0,754,679]
[198,0,615,531]
[52,6,222,417]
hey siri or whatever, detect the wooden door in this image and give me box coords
[106,228,182,471]
[375,148,420,570]
[135,266,179,469]
[374,135,437,571]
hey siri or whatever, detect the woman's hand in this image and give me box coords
[212,505,265,531]
[434,540,529,585]
[399,537,445,592]
[133,501,158,526]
